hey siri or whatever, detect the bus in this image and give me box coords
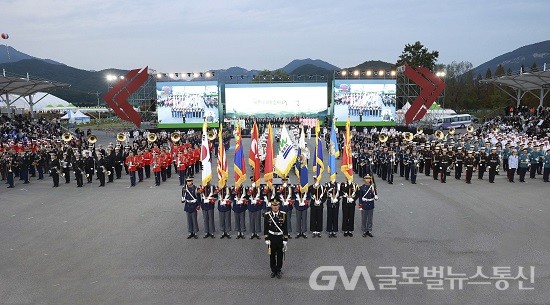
[432,114,472,130]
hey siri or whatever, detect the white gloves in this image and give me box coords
[374,195,379,200]
[181,196,184,203]
[347,198,354,203]
[283,241,288,251]
[265,240,270,246]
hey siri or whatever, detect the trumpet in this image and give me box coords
[147,133,157,143]
[116,133,126,142]
[62,132,73,142]
[88,134,98,144]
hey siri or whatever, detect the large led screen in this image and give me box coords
[333,80,396,124]
[156,81,220,128]
[225,83,327,118]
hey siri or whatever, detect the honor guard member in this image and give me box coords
[50,153,61,187]
[277,177,294,237]
[341,177,358,237]
[529,146,539,179]
[477,149,488,180]
[518,148,530,182]
[217,183,233,238]
[502,143,511,173]
[294,181,310,238]
[200,182,217,238]
[508,148,518,183]
[358,175,379,237]
[96,153,107,187]
[439,148,450,183]
[309,177,325,237]
[464,151,475,184]
[454,147,464,180]
[73,153,85,187]
[263,184,277,213]
[232,184,248,239]
[125,150,137,186]
[487,147,500,183]
[409,149,419,184]
[182,177,200,239]
[543,149,550,182]
[264,200,288,279]
[326,181,341,237]
[248,177,263,239]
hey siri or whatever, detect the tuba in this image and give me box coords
[434,130,445,140]
[492,126,499,133]
[62,132,73,142]
[116,132,126,142]
[467,125,474,133]
[147,133,157,143]
[448,127,455,135]
[88,134,98,144]
[171,132,181,143]
[378,133,388,143]
[416,127,424,135]
[207,129,217,141]
[403,132,414,142]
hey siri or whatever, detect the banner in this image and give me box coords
[248,121,261,185]
[341,118,353,180]
[264,124,274,188]
[275,125,297,178]
[201,121,212,186]
[233,124,246,187]
[314,120,324,183]
[217,124,228,188]
[327,119,340,182]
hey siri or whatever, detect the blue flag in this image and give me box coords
[327,119,339,182]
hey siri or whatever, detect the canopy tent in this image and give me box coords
[0,92,75,111]
[60,109,91,124]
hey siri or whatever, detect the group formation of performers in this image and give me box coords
[181,174,379,240]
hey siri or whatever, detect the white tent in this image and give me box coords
[60,109,91,124]
[0,92,74,111]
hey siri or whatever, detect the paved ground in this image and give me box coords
[1,131,549,305]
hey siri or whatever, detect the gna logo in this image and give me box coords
[309,266,376,291]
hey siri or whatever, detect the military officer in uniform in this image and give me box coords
[487,147,500,183]
[182,177,200,239]
[325,179,340,237]
[464,151,475,184]
[200,182,217,238]
[264,200,288,279]
[309,176,325,237]
[543,149,550,182]
[358,175,379,237]
[341,178,358,237]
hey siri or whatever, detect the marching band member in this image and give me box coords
[529,146,540,179]
[518,148,530,182]
[143,148,152,179]
[217,183,232,238]
[114,146,123,179]
[423,145,432,176]
[125,150,137,187]
[5,155,15,188]
[84,150,95,183]
[409,149,419,184]
[487,147,500,183]
[454,147,465,180]
[200,182,217,238]
[264,200,288,279]
[176,151,186,186]
[464,151,475,184]
[247,176,263,239]
[277,177,294,237]
[326,179,340,237]
[341,177,358,237]
[358,175,378,237]
[105,147,115,183]
[164,147,172,179]
[309,176,325,237]
[403,148,411,180]
[432,146,440,181]
[182,177,200,239]
[136,150,144,182]
[440,148,450,183]
[294,180,310,239]
[73,153,85,187]
[160,149,168,182]
[62,153,71,184]
[543,149,550,182]
[96,153,107,187]
[50,153,61,187]
[477,149,488,180]
[152,152,162,186]
[232,183,248,239]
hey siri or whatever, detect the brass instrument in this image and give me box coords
[467,125,474,133]
[62,132,73,142]
[147,133,157,143]
[435,130,445,140]
[492,126,499,133]
[101,166,111,176]
[416,127,424,135]
[171,132,181,143]
[448,127,456,135]
[88,134,98,144]
[378,133,389,143]
[207,129,217,141]
[116,133,126,142]
[403,132,414,142]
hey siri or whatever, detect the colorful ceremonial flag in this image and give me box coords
[327,118,339,182]
[216,124,228,188]
[341,118,353,180]
[233,123,246,187]
[313,120,324,184]
[264,123,274,188]
[295,126,306,177]
[201,121,212,186]
[275,124,298,178]
[248,121,261,185]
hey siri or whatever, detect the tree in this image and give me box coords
[530,62,538,72]
[485,68,492,79]
[396,41,439,71]
[495,64,505,77]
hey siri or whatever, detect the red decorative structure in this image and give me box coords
[403,65,446,125]
[103,67,148,128]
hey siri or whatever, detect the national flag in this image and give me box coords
[313,120,324,183]
[216,124,228,188]
[248,121,261,185]
[341,118,353,180]
[264,123,274,188]
[327,119,340,182]
[201,121,212,186]
[233,123,246,187]
[275,124,298,178]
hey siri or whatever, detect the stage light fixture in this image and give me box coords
[378,70,384,76]
[205,72,212,78]
[174,73,179,78]
[187,73,192,77]
[120,76,125,80]
[353,70,359,76]
[366,70,373,76]
[193,73,199,78]
[156,73,162,79]
[390,71,397,76]
[341,70,348,76]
